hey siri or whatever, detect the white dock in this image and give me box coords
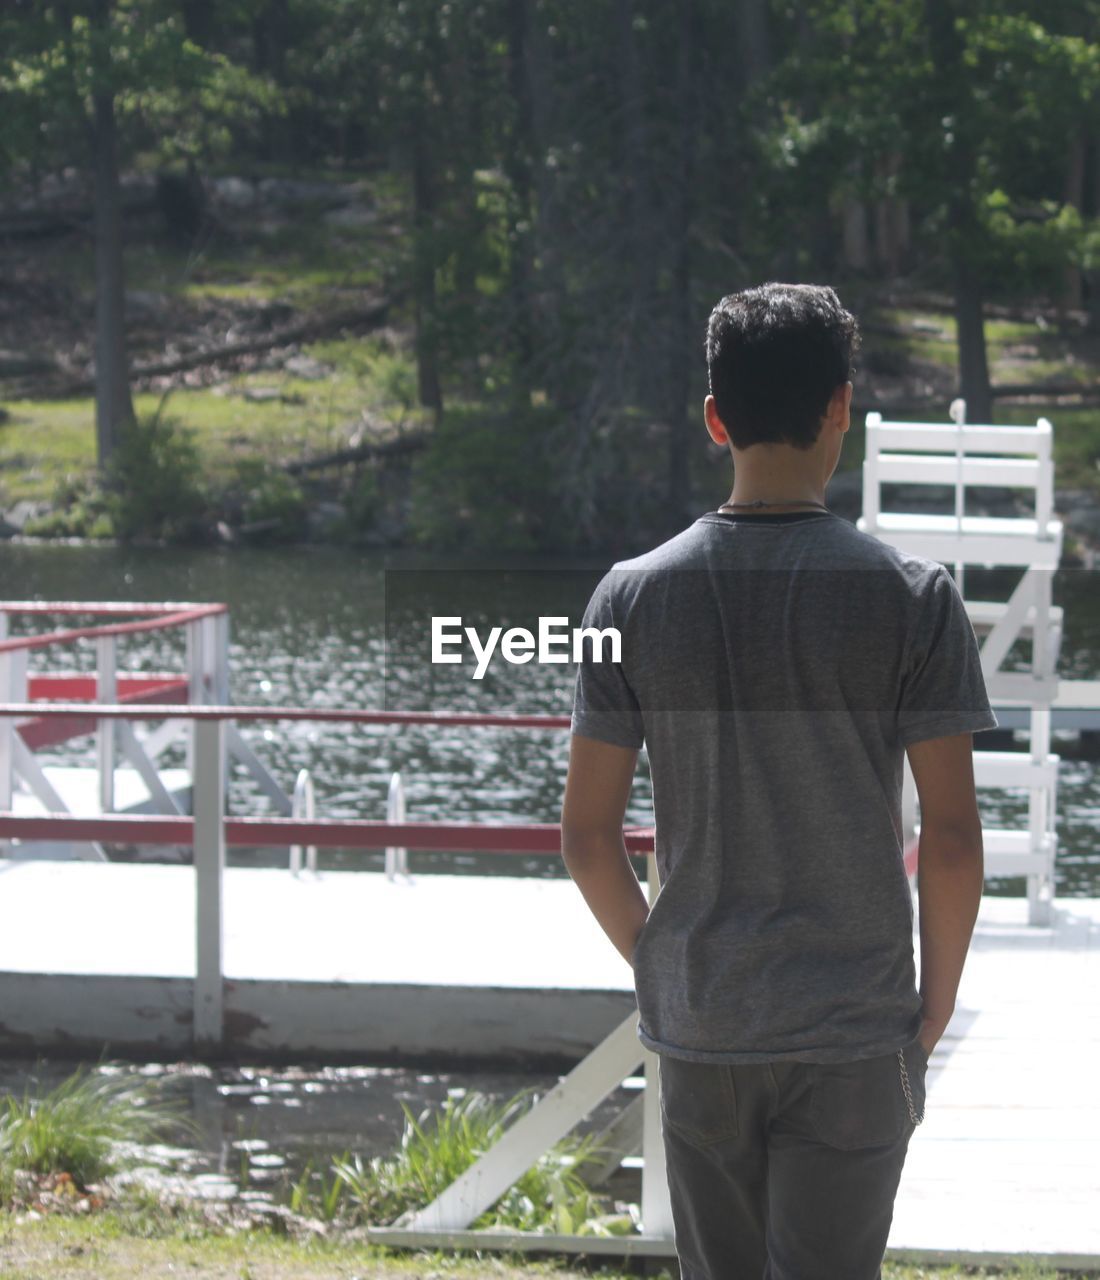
[892,894,1100,1267]
[0,859,1097,1263]
[0,860,636,1063]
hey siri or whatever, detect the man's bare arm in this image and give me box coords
[908,731,985,1055]
[561,734,649,967]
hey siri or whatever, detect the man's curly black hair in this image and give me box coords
[705,283,861,452]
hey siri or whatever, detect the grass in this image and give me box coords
[0,1208,1091,1279]
[0,1208,661,1279]
[871,306,1100,387]
[0,1063,193,1201]
[0,331,427,508]
[327,1089,631,1238]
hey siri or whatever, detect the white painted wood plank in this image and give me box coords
[406,1013,643,1231]
[0,863,637,990]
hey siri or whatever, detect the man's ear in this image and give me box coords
[704,395,729,447]
[831,381,853,432]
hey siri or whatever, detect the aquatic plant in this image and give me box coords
[331,1089,636,1236]
[284,1152,349,1222]
[0,1064,191,1196]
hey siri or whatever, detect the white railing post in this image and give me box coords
[211,611,232,804]
[949,398,967,595]
[0,636,27,857]
[193,717,226,1053]
[640,850,672,1236]
[0,613,14,815]
[200,613,218,703]
[1036,418,1053,532]
[184,619,204,789]
[862,412,881,532]
[385,771,408,880]
[96,634,117,813]
[290,768,317,876]
[212,610,231,705]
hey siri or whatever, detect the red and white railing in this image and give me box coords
[0,700,655,1049]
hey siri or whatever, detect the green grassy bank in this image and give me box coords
[0,1212,1093,1280]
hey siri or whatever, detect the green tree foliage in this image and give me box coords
[749,0,1100,419]
[0,2,279,174]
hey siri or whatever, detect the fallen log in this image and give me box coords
[19,298,396,398]
[283,430,429,475]
[990,381,1100,399]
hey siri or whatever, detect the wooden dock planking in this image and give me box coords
[0,861,631,987]
[0,859,1097,1259]
[891,895,1100,1261]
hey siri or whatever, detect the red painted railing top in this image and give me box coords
[1,601,221,616]
[0,602,226,655]
[0,701,572,728]
[0,812,657,855]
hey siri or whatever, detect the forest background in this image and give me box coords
[2,0,1100,555]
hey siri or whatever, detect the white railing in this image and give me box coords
[384,770,408,880]
[0,603,299,857]
[860,406,1063,924]
[289,767,317,875]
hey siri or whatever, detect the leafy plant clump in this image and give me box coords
[103,406,210,543]
[330,1089,636,1237]
[22,472,115,540]
[0,1064,192,1203]
[283,1153,350,1223]
[233,458,309,542]
[408,403,566,552]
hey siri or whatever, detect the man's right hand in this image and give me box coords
[918,1014,950,1058]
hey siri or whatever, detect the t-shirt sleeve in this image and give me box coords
[897,565,999,748]
[570,571,645,749]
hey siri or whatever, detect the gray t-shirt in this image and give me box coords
[570,509,998,1064]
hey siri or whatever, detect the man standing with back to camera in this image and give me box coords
[561,282,997,1279]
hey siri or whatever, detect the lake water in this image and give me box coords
[2,539,1097,895]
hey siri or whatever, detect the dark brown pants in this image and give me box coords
[658,1041,929,1280]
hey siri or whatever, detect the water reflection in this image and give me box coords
[0,1054,641,1210]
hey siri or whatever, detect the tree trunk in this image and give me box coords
[450,24,482,312]
[615,0,656,318]
[924,0,992,423]
[505,0,536,386]
[705,1,769,283]
[664,0,697,527]
[955,260,991,423]
[732,0,771,87]
[841,195,870,271]
[253,0,290,162]
[1062,130,1086,312]
[252,0,289,79]
[874,152,910,275]
[1090,135,1100,333]
[180,0,214,46]
[89,0,134,473]
[411,118,443,420]
[526,1,564,399]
